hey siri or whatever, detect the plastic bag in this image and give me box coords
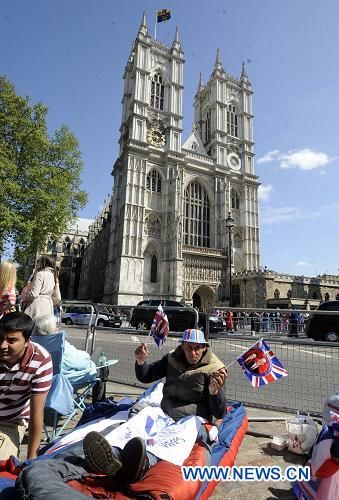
[286,414,318,455]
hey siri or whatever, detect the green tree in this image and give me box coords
[0,76,87,267]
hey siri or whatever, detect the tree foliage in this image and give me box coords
[0,76,88,266]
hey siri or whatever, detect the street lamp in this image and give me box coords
[225,212,234,306]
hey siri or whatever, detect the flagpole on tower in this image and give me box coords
[154,11,157,39]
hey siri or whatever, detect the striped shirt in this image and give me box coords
[0,341,52,421]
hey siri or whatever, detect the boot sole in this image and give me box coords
[83,431,121,475]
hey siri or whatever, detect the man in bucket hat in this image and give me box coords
[83,329,227,483]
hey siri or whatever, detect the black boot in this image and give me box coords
[83,431,122,475]
[119,437,149,483]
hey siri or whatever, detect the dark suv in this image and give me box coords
[306,301,339,342]
[130,300,196,332]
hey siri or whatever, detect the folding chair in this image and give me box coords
[32,332,118,441]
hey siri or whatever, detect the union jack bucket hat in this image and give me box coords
[182,328,209,344]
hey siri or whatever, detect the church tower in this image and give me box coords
[193,51,260,275]
[103,15,260,308]
[104,13,185,304]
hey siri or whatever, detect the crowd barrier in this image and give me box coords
[61,303,339,417]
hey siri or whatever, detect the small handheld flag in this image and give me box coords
[237,339,288,387]
[157,9,171,23]
[150,304,170,347]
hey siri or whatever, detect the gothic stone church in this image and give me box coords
[79,14,260,310]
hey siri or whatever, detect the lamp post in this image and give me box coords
[225,212,234,306]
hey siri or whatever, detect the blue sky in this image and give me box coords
[1,0,339,276]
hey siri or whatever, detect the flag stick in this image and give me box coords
[154,11,157,39]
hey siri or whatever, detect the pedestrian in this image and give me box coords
[0,311,52,459]
[23,256,61,322]
[82,328,227,482]
[0,261,17,319]
[225,309,234,332]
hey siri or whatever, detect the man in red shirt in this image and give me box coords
[0,312,53,459]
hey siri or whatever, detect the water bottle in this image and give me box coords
[98,352,109,382]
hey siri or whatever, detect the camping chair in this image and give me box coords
[32,332,118,441]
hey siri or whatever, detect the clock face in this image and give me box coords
[147,128,166,147]
[227,152,241,171]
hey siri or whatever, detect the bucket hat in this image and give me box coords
[182,328,208,344]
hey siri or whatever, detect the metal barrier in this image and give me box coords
[62,303,338,416]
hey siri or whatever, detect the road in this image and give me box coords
[64,325,339,416]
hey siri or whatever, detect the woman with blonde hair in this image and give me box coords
[0,261,17,318]
[24,256,61,322]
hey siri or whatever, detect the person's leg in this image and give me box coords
[0,421,26,460]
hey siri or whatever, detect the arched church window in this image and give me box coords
[78,238,85,257]
[183,181,210,248]
[205,109,211,142]
[274,289,280,299]
[150,255,158,283]
[227,104,238,137]
[312,291,318,300]
[231,188,240,209]
[150,73,164,110]
[324,292,330,301]
[63,236,71,255]
[287,289,292,299]
[146,169,161,194]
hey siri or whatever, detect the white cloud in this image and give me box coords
[260,206,320,225]
[280,149,332,170]
[257,150,279,163]
[295,261,312,267]
[257,147,334,171]
[258,184,273,202]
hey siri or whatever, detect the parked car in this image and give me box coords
[61,304,122,328]
[130,299,196,332]
[198,312,227,333]
[306,301,339,342]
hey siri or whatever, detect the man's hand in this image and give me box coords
[135,343,149,365]
[209,368,227,395]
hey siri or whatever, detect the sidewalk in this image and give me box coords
[20,382,303,499]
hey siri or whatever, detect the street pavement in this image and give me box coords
[65,325,339,417]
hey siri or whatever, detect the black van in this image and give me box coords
[306,301,339,342]
[130,299,196,332]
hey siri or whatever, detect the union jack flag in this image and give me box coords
[150,304,170,348]
[237,339,288,387]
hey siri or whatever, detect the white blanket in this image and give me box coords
[45,383,206,465]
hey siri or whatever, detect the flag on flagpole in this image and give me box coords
[150,304,170,347]
[237,339,288,387]
[157,9,171,23]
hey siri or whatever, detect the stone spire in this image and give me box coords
[138,10,148,36]
[240,61,249,83]
[214,48,223,71]
[172,27,181,50]
[196,72,203,94]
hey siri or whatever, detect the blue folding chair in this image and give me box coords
[32,332,118,441]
